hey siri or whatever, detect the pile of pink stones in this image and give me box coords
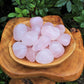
[13,17,71,64]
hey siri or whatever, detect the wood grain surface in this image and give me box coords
[30,77,55,84]
[9,77,55,84]
[9,79,25,84]
[70,28,84,68]
[0,16,84,82]
[0,43,1,66]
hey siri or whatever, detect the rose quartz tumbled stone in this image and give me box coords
[49,41,65,58]
[13,24,28,41]
[36,49,54,64]
[43,22,53,27]
[26,47,36,62]
[41,25,60,40]
[13,42,27,59]
[58,34,71,46]
[22,31,38,46]
[32,36,51,51]
[30,17,43,28]
[56,24,65,34]
[31,26,41,35]
[27,26,31,31]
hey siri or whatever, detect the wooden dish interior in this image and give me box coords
[9,21,76,68]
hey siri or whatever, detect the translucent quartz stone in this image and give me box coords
[49,41,65,58]
[30,17,43,28]
[36,49,54,64]
[13,42,27,59]
[55,24,65,34]
[58,34,71,46]
[27,26,31,31]
[32,36,51,51]
[22,31,38,46]
[26,47,36,62]
[41,25,60,40]
[43,22,53,27]
[31,26,41,35]
[13,24,28,41]
[31,22,54,35]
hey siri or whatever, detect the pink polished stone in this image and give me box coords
[41,25,60,40]
[49,41,65,58]
[43,22,53,27]
[36,49,54,64]
[32,36,51,51]
[27,26,31,31]
[13,24,28,41]
[13,42,27,59]
[26,47,36,62]
[58,33,71,46]
[55,24,65,34]
[22,31,38,46]
[31,26,41,35]
[30,17,43,28]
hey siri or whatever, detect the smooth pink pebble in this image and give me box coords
[58,34,71,46]
[22,31,38,46]
[43,22,53,27]
[41,26,60,40]
[55,24,65,34]
[36,49,54,64]
[31,26,41,35]
[26,47,36,62]
[13,24,28,41]
[30,17,43,28]
[32,36,51,51]
[49,41,65,58]
[12,42,27,59]
[27,26,31,31]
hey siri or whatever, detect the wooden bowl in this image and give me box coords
[8,20,76,68]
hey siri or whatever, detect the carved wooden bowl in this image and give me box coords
[8,20,76,68]
[1,16,83,82]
